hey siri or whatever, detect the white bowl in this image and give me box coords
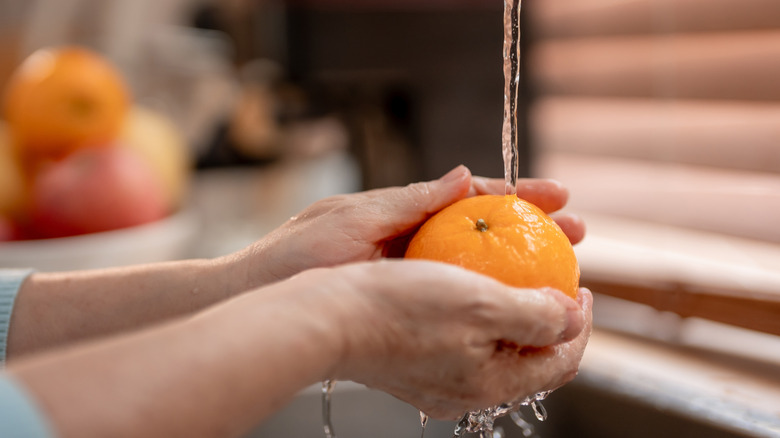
[0,210,198,272]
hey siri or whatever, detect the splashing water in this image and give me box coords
[530,399,548,422]
[321,380,337,438]
[452,391,551,437]
[321,385,546,438]
[502,0,522,196]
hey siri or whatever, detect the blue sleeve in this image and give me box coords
[0,376,56,438]
[1,269,34,366]
[0,270,57,437]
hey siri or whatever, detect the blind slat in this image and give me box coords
[530,31,780,100]
[533,97,780,173]
[531,0,780,38]
[536,152,780,243]
[577,213,780,335]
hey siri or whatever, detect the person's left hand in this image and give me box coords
[231,165,585,290]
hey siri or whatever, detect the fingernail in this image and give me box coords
[440,165,468,184]
[577,287,591,306]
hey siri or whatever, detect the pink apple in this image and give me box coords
[31,147,169,238]
[0,214,21,242]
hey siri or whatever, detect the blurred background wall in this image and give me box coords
[1,0,516,192]
[1,0,778,237]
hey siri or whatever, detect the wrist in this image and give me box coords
[226,229,302,293]
[215,268,353,383]
[309,264,383,382]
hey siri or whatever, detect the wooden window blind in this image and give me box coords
[525,0,780,336]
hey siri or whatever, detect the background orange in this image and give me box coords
[3,46,130,166]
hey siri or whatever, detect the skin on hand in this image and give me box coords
[8,259,590,438]
[235,165,586,290]
[3,165,592,438]
[324,260,592,420]
[6,165,584,362]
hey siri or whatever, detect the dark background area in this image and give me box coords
[197,1,533,189]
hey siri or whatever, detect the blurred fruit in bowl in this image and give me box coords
[0,214,22,242]
[0,122,28,219]
[0,45,194,243]
[3,46,130,164]
[30,147,168,239]
[120,105,191,210]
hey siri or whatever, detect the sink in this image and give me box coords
[245,377,755,438]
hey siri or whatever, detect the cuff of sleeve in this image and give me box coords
[0,269,35,366]
[0,377,56,438]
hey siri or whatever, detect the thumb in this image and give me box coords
[368,165,471,249]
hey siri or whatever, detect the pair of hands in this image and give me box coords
[3,165,590,438]
[234,165,592,419]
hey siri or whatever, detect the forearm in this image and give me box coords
[7,254,248,360]
[6,277,344,438]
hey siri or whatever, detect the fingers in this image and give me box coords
[356,167,582,248]
[470,176,569,213]
[551,213,586,245]
[364,165,472,238]
[530,288,593,392]
[475,288,592,408]
[333,261,592,419]
[496,287,585,348]
[421,287,591,417]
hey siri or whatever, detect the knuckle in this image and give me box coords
[306,194,358,219]
[405,181,432,200]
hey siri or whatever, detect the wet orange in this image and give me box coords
[405,195,580,299]
[3,46,130,164]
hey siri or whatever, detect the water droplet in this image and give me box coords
[535,390,552,401]
[530,399,548,422]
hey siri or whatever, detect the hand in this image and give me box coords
[234,165,585,289]
[325,260,592,420]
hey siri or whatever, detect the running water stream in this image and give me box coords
[448,0,556,435]
[321,380,336,438]
[321,1,552,437]
[502,0,522,196]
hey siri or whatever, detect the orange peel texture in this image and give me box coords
[405,195,580,299]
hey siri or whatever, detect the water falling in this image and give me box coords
[321,380,337,438]
[449,4,554,433]
[510,411,536,437]
[502,0,522,196]
[420,410,429,438]
[320,1,552,437]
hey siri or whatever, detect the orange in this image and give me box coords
[3,46,130,164]
[405,195,580,299]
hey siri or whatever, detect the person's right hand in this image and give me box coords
[229,166,585,292]
[314,260,592,420]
